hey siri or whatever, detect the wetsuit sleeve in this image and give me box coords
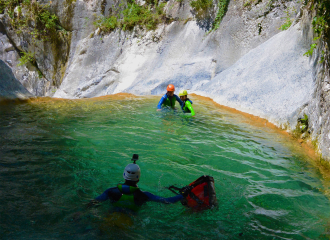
[157,94,167,109]
[142,191,184,203]
[95,187,119,202]
[175,94,184,107]
[185,101,195,116]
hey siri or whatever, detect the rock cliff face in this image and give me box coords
[0,59,33,100]
[1,0,330,160]
[304,37,330,160]
[54,0,302,99]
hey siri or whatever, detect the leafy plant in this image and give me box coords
[18,51,36,66]
[299,114,309,132]
[304,1,329,59]
[212,0,229,30]
[94,15,118,33]
[38,10,58,30]
[279,8,297,31]
[293,114,309,139]
[279,16,292,30]
[122,1,165,30]
[95,0,166,33]
[304,41,317,57]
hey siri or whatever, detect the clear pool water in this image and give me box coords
[1,94,330,239]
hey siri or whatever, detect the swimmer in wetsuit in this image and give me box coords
[179,90,195,117]
[89,154,190,212]
[157,84,183,111]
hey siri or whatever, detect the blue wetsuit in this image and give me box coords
[157,93,184,110]
[95,185,183,207]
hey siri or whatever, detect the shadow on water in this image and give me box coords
[1,94,330,239]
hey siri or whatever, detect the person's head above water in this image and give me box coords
[123,154,141,185]
[179,89,188,101]
[167,84,175,97]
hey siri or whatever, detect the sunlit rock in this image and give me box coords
[0,59,33,100]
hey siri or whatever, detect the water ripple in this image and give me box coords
[0,96,330,239]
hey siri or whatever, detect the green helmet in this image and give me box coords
[179,90,188,96]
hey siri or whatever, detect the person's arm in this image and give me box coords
[185,101,195,116]
[87,187,120,208]
[143,191,184,204]
[157,94,167,110]
[86,188,112,208]
[94,188,112,202]
[175,94,184,107]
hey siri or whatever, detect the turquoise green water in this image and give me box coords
[1,95,330,239]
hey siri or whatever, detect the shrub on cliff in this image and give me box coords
[121,1,166,31]
[212,0,229,30]
[0,0,69,77]
[94,0,166,33]
[0,0,63,41]
[304,0,329,62]
[190,0,213,18]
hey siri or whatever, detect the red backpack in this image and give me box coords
[169,175,217,211]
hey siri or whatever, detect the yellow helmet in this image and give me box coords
[179,90,188,96]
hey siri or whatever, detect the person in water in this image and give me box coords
[88,154,190,212]
[179,90,195,117]
[157,84,183,111]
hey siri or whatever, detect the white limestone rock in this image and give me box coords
[0,59,33,100]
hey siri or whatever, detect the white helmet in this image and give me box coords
[123,163,141,181]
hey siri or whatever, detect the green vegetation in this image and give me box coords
[121,1,166,31]
[0,0,69,75]
[94,15,118,33]
[279,10,293,31]
[299,114,309,133]
[304,0,330,61]
[243,0,261,9]
[17,51,35,66]
[0,0,63,41]
[212,0,229,30]
[293,114,309,139]
[95,0,228,34]
[243,0,252,7]
[279,17,292,30]
[278,6,296,31]
[188,0,230,32]
[94,0,166,33]
[190,0,213,18]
